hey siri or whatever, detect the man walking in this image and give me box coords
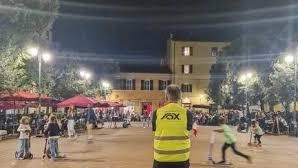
[85,104,96,140]
[152,84,193,168]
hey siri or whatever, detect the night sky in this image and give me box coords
[53,0,298,66]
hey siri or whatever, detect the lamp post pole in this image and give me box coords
[38,50,42,114]
[294,51,297,135]
[104,88,107,101]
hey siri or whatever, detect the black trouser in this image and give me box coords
[254,134,262,144]
[153,160,190,168]
[222,143,249,162]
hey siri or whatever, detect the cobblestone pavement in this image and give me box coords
[0,123,298,168]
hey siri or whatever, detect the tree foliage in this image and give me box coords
[0,0,59,92]
[50,63,113,99]
[269,60,297,111]
[208,26,298,111]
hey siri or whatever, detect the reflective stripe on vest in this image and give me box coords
[154,136,189,140]
[154,148,190,155]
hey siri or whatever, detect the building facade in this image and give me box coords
[109,72,171,114]
[167,39,228,107]
[109,39,228,113]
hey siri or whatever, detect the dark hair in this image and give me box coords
[251,120,256,125]
[219,117,226,125]
[49,115,57,122]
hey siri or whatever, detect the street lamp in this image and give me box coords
[283,53,297,135]
[239,71,255,118]
[102,81,110,100]
[79,70,91,80]
[199,94,204,104]
[27,47,52,115]
[42,52,52,62]
[285,54,294,64]
[27,48,38,57]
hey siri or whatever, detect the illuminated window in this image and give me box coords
[182,46,192,56]
[181,65,193,74]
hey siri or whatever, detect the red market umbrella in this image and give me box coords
[0,91,38,101]
[0,91,52,102]
[57,95,99,108]
[0,101,25,110]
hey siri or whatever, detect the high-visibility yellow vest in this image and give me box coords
[154,103,190,162]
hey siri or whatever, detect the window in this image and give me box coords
[125,79,135,90]
[182,46,193,56]
[181,65,193,74]
[141,80,153,90]
[113,79,122,90]
[159,80,171,90]
[211,47,218,57]
[113,79,135,90]
[181,84,192,92]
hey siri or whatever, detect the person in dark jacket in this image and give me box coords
[85,104,96,140]
[44,115,61,161]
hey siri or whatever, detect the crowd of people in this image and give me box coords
[192,109,296,135]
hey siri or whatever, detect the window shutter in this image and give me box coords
[112,79,117,89]
[122,79,126,90]
[181,47,184,56]
[132,79,136,90]
[181,65,184,73]
[190,65,193,73]
[150,80,153,90]
[190,47,193,56]
[141,80,144,90]
[158,80,161,90]
[115,79,121,90]
[181,84,184,92]
[167,80,171,85]
[190,84,192,92]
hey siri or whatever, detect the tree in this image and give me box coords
[51,64,85,99]
[208,27,295,109]
[269,59,297,111]
[0,0,59,92]
[50,63,114,99]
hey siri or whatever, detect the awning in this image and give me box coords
[97,101,125,108]
[192,104,210,109]
[0,101,25,110]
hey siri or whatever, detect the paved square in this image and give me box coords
[1,125,298,168]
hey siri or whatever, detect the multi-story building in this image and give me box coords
[109,67,171,114]
[109,38,228,113]
[167,38,228,107]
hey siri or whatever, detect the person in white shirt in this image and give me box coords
[16,116,31,159]
[251,120,264,146]
[67,110,76,139]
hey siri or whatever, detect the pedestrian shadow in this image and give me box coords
[93,133,109,136]
[63,149,95,154]
[191,162,234,168]
[53,158,106,163]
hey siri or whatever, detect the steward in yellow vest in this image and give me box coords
[152,84,193,168]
